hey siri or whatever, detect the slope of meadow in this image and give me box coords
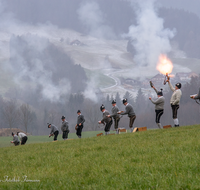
[0,125,200,190]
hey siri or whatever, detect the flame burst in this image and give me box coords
[156,55,173,75]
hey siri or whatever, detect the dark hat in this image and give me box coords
[12,132,14,136]
[61,116,65,119]
[176,83,181,89]
[112,99,116,104]
[122,98,127,104]
[157,89,163,96]
[77,110,81,113]
[47,123,51,128]
[100,104,105,111]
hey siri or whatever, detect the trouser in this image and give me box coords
[171,104,179,119]
[14,141,20,146]
[155,110,164,123]
[21,136,28,145]
[113,117,120,130]
[62,131,69,140]
[76,125,83,138]
[129,115,136,128]
[53,131,59,141]
[104,119,113,132]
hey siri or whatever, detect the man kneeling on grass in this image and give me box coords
[17,132,28,145]
[11,132,20,146]
[48,123,59,141]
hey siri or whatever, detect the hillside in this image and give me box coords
[1,26,200,100]
[0,125,200,189]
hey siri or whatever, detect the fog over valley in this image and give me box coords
[0,0,200,134]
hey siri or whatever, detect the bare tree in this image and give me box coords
[2,100,20,132]
[48,109,60,127]
[19,103,34,133]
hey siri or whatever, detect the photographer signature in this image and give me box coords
[0,176,40,182]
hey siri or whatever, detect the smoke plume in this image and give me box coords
[77,1,116,39]
[0,1,73,102]
[125,0,176,68]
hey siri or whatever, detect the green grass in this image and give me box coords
[0,125,200,189]
[0,131,104,148]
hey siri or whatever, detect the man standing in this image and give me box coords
[76,110,85,138]
[166,79,182,127]
[11,132,20,146]
[48,123,59,141]
[107,100,120,134]
[98,104,113,135]
[118,99,136,132]
[149,87,165,129]
[61,116,70,140]
[17,132,28,145]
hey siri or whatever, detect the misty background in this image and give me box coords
[0,0,200,135]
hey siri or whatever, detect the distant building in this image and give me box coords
[150,74,165,86]
[176,72,198,82]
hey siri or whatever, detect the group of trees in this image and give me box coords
[1,76,200,135]
[10,34,87,94]
[0,99,35,134]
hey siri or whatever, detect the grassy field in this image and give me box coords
[0,131,104,148]
[0,125,200,189]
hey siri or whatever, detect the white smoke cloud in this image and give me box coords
[0,1,72,102]
[124,0,176,68]
[77,1,116,39]
[83,76,98,103]
[9,34,72,102]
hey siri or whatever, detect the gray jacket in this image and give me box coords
[50,124,58,135]
[150,96,165,110]
[121,103,135,117]
[110,105,120,119]
[61,120,69,132]
[77,115,85,126]
[13,135,20,145]
[194,88,200,99]
[101,110,112,124]
[150,87,165,110]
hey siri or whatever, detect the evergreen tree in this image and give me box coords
[123,91,134,106]
[135,89,146,114]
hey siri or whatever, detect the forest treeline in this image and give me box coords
[0,76,199,135]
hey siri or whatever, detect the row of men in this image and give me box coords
[98,79,184,134]
[98,80,199,133]
[47,110,85,141]
[11,79,200,144]
[11,132,28,146]
[11,110,85,144]
[48,78,185,140]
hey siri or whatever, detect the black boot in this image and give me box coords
[174,125,179,127]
